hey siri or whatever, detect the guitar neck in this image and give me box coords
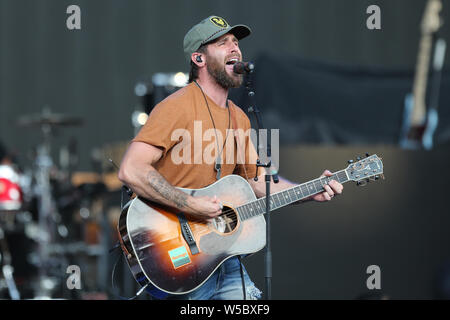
[410,0,443,125]
[411,33,432,125]
[236,170,349,221]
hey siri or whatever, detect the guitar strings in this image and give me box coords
[188,201,270,235]
[189,175,347,233]
[192,177,338,224]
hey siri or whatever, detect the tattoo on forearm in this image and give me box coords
[146,170,188,209]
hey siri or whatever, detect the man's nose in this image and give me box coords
[228,41,240,52]
[230,45,241,56]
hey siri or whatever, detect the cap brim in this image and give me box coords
[202,24,251,45]
[228,24,251,40]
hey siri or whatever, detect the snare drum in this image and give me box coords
[0,165,23,211]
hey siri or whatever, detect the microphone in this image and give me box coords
[233,61,255,74]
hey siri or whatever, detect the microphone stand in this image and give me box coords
[243,64,278,300]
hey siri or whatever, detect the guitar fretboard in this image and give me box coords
[236,170,348,221]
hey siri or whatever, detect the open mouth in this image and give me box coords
[225,57,239,66]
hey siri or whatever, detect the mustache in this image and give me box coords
[224,54,242,63]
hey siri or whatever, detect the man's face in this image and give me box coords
[204,33,243,89]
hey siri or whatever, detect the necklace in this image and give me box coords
[194,80,231,180]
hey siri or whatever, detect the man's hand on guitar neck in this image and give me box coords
[308,170,344,202]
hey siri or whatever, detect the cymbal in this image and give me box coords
[17,111,83,127]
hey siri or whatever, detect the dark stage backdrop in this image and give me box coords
[243,144,450,300]
[1,0,450,170]
[229,53,450,145]
[1,0,450,300]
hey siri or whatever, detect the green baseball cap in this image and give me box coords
[183,15,251,61]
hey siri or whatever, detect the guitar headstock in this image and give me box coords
[421,0,443,35]
[345,153,384,186]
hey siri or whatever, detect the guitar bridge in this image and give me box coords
[177,212,199,255]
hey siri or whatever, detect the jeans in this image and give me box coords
[166,256,262,300]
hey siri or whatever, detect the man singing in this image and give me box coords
[118,15,343,300]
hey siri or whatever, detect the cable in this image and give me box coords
[194,80,231,180]
[110,251,149,300]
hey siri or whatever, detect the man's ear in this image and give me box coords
[191,53,204,67]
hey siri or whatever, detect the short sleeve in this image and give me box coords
[133,98,190,157]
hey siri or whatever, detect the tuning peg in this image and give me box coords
[348,160,354,164]
[365,152,370,157]
[356,180,366,186]
[374,175,379,180]
[356,156,361,161]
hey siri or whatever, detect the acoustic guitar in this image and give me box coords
[117,154,384,296]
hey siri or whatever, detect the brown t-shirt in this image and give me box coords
[133,82,261,189]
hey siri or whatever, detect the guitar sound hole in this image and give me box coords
[212,206,238,234]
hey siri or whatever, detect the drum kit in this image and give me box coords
[0,108,121,299]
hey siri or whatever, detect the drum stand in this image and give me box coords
[33,123,60,298]
[17,108,83,298]
[0,226,20,299]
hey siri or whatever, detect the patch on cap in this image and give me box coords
[210,16,228,28]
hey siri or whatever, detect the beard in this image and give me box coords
[206,55,243,89]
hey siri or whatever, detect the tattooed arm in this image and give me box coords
[118,141,222,219]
